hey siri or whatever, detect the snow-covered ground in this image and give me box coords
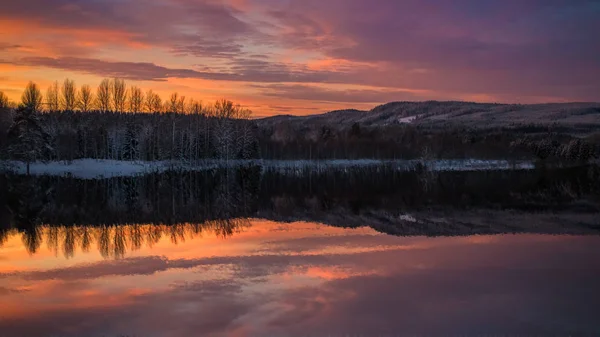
[0,158,535,179]
[398,115,420,123]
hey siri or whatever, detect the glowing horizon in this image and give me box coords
[1,0,599,116]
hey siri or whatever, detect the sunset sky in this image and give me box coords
[1,0,599,116]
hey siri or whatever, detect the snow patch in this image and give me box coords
[398,115,419,123]
[1,158,535,179]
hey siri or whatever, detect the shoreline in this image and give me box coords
[0,158,536,179]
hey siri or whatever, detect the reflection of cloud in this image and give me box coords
[22,256,170,281]
[1,233,600,336]
[170,279,243,296]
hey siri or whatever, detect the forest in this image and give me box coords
[1,79,599,166]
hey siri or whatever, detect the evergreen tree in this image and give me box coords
[7,107,52,174]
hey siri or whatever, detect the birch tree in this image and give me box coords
[96,79,112,112]
[111,78,127,113]
[21,82,43,112]
[78,85,94,112]
[61,78,77,111]
[144,90,162,113]
[168,92,179,113]
[46,81,60,111]
[129,86,143,113]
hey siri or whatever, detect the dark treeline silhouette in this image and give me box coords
[257,121,599,162]
[1,80,599,163]
[0,79,257,163]
[1,165,599,256]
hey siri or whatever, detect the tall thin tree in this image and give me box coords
[21,82,43,112]
[96,79,112,112]
[129,86,143,113]
[111,78,127,113]
[46,81,60,111]
[78,84,94,112]
[61,78,77,111]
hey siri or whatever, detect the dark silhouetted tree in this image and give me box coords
[46,81,60,111]
[111,78,127,113]
[78,84,94,112]
[7,106,52,174]
[21,81,43,112]
[61,78,77,111]
[96,78,111,112]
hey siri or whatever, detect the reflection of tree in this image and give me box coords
[3,221,252,258]
[1,165,599,256]
[4,176,51,254]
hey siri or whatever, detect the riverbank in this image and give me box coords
[1,158,535,179]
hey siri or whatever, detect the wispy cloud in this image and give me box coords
[1,0,599,113]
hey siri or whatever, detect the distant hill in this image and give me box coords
[258,101,600,133]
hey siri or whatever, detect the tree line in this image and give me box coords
[1,79,599,165]
[2,79,215,114]
[0,79,258,171]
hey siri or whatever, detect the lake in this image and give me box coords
[1,165,600,336]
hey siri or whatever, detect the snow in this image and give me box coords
[398,115,419,123]
[2,159,166,179]
[1,158,535,179]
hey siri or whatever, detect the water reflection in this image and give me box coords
[1,166,600,336]
[1,165,599,245]
[1,220,599,336]
[1,221,250,258]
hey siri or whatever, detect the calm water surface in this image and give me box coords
[1,221,600,336]
[1,167,600,336]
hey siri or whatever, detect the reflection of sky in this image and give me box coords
[1,220,600,336]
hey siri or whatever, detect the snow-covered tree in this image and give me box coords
[7,106,52,174]
[122,121,139,160]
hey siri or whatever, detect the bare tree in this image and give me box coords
[46,81,60,111]
[168,92,179,113]
[144,90,162,113]
[188,98,202,115]
[21,81,43,112]
[78,85,94,112]
[177,95,186,114]
[61,78,77,111]
[96,78,112,112]
[129,86,144,113]
[0,91,10,108]
[111,78,127,113]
